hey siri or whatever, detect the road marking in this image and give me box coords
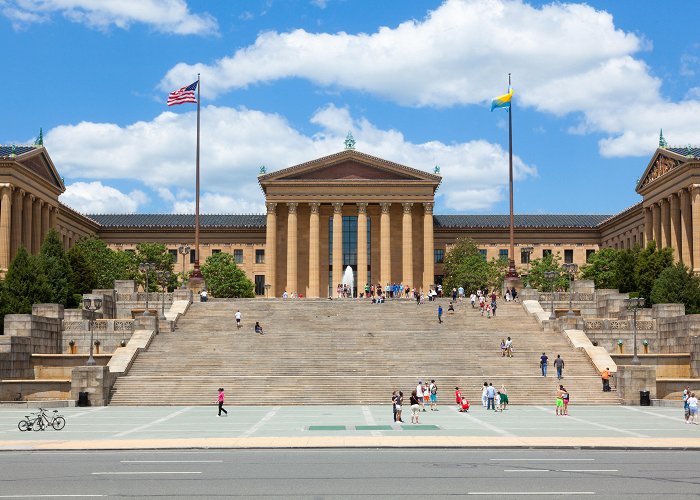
[621,406,686,422]
[560,469,618,472]
[362,405,382,436]
[120,460,222,463]
[468,493,595,496]
[240,406,280,438]
[504,469,550,472]
[491,458,595,461]
[534,406,648,438]
[112,407,192,438]
[0,496,106,498]
[448,406,515,436]
[92,471,202,475]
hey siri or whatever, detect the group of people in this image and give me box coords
[555,385,570,415]
[683,386,698,424]
[233,310,264,335]
[539,353,565,379]
[392,380,438,424]
[479,382,509,411]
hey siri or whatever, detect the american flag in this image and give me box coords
[167,81,198,106]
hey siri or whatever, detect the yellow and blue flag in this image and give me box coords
[490,87,513,111]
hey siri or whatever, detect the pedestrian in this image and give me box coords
[540,352,548,377]
[495,391,503,412]
[486,383,496,411]
[561,386,570,415]
[481,382,488,408]
[555,385,564,416]
[200,289,208,302]
[500,339,506,357]
[455,386,463,410]
[235,309,242,329]
[410,390,421,424]
[396,391,404,422]
[470,293,476,308]
[499,385,509,410]
[554,354,565,379]
[216,388,227,417]
[392,390,398,422]
[688,392,698,425]
[491,299,497,317]
[505,337,513,357]
[429,379,438,411]
[416,381,426,411]
[684,386,691,423]
[447,301,455,314]
[485,303,491,318]
[601,367,611,392]
[438,305,443,323]
[255,321,264,335]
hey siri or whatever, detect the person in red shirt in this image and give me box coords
[455,387,462,408]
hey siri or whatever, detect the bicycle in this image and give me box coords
[17,411,44,432]
[17,408,65,432]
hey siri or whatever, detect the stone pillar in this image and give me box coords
[660,198,670,249]
[356,203,368,293]
[0,185,11,270]
[265,202,277,297]
[693,186,700,273]
[644,205,653,247]
[681,188,693,268]
[308,202,320,298]
[402,202,413,288]
[332,203,343,294]
[41,201,50,244]
[10,188,22,260]
[380,202,392,286]
[285,203,298,295]
[669,194,681,262]
[423,202,434,292]
[49,205,57,230]
[652,202,661,250]
[32,198,42,254]
[22,192,32,253]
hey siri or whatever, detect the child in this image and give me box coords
[460,397,470,412]
[495,391,503,412]
[485,303,491,318]
[500,339,506,357]
[455,387,462,410]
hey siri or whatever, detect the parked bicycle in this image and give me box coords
[17,408,65,432]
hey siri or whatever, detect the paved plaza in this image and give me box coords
[1,404,699,451]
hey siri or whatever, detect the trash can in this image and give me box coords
[639,390,651,406]
[77,391,89,407]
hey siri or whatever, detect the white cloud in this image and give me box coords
[46,104,535,214]
[60,181,147,214]
[2,0,218,35]
[159,0,700,157]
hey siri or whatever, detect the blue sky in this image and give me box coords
[2,0,698,216]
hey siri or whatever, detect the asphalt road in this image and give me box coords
[0,449,699,498]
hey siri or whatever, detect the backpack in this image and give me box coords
[431,384,437,395]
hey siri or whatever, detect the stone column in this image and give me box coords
[402,202,413,288]
[670,194,681,261]
[356,203,368,292]
[644,206,652,246]
[693,186,700,273]
[285,202,298,295]
[380,202,392,286]
[49,205,57,230]
[41,201,50,243]
[332,203,343,294]
[652,202,661,250]
[10,188,22,260]
[0,185,11,270]
[660,198,670,249]
[32,198,42,254]
[681,188,693,268]
[265,202,277,297]
[423,202,434,292]
[308,202,320,298]
[22,193,32,253]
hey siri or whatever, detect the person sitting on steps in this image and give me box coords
[255,322,264,335]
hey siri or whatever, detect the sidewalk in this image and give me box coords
[1,404,699,451]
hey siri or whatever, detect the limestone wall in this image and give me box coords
[3,305,63,354]
[0,336,33,379]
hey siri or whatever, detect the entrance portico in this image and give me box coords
[258,150,441,298]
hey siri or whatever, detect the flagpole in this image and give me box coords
[192,73,202,279]
[507,72,518,279]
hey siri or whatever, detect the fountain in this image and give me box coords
[342,266,354,298]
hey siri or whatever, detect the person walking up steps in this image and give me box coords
[216,388,228,417]
[235,310,242,330]
[438,305,443,323]
[540,352,548,377]
[554,354,565,380]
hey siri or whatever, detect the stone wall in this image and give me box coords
[3,304,63,354]
[32,354,110,379]
[0,336,33,379]
[616,365,656,405]
[70,366,114,406]
[656,308,700,377]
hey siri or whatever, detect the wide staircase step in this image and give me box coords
[110,298,620,405]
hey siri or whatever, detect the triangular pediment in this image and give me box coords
[16,147,65,192]
[636,148,691,193]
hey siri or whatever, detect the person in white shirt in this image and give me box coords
[416,381,426,411]
[470,293,476,308]
[235,310,242,329]
[687,393,698,425]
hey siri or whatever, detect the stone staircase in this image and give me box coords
[109,298,620,405]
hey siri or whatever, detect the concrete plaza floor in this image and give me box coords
[1,404,699,450]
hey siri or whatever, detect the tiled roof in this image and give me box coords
[666,146,700,158]
[433,214,611,229]
[0,145,38,157]
[86,214,266,228]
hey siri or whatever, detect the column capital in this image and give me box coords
[309,202,320,214]
[380,202,391,214]
[0,182,12,190]
[332,202,343,214]
[356,202,368,214]
[692,184,700,194]
[287,202,298,214]
[266,202,277,214]
[423,202,434,214]
[402,202,413,213]
[30,194,36,202]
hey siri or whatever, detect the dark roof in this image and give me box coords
[667,146,700,158]
[86,214,266,228]
[433,214,611,229]
[0,145,38,157]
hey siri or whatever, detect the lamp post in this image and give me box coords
[139,262,156,316]
[83,297,102,366]
[544,270,557,320]
[562,263,579,317]
[157,270,172,321]
[522,246,534,288]
[624,297,645,366]
[178,245,191,289]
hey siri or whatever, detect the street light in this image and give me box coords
[138,262,156,316]
[544,270,557,320]
[562,263,579,317]
[178,245,191,289]
[157,270,172,321]
[522,246,534,288]
[83,297,102,366]
[624,297,645,366]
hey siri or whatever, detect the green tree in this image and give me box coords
[201,252,254,298]
[442,238,490,293]
[70,236,136,289]
[68,244,97,301]
[39,229,73,306]
[0,247,51,319]
[617,246,641,293]
[134,243,177,291]
[527,252,568,291]
[487,257,510,291]
[635,242,673,304]
[650,262,700,313]
[580,247,620,289]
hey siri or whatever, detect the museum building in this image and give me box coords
[0,142,699,297]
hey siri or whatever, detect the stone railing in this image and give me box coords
[63,319,135,333]
[538,292,595,302]
[583,318,655,332]
[116,292,173,302]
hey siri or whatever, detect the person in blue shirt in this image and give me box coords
[540,352,548,377]
[438,305,443,323]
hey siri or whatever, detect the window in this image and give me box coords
[434,249,444,264]
[168,249,178,263]
[479,249,487,261]
[254,275,265,295]
[212,249,221,255]
[520,250,531,264]
[255,249,265,264]
[233,249,243,264]
[586,249,595,262]
[543,249,552,258]
[564,249,574,264]
[499,249,508,260]
[190,250,196,264]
